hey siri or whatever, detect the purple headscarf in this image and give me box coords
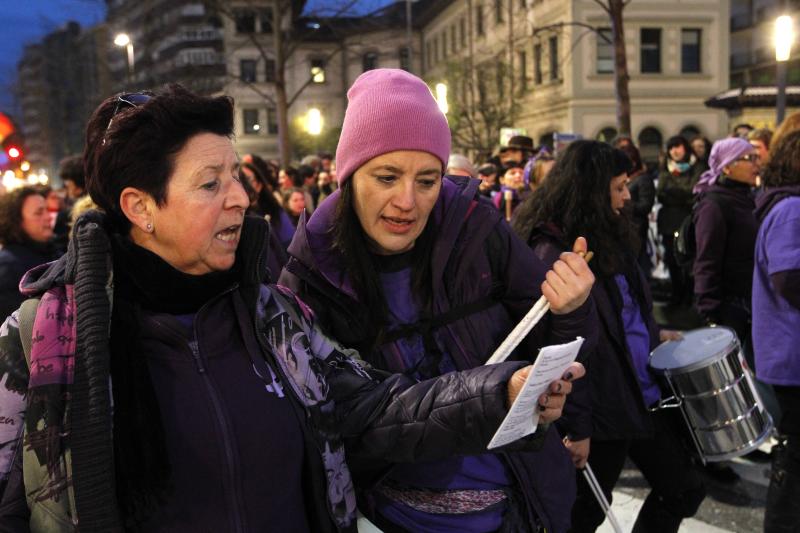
[523,146,553,188]
[693,137,753,194]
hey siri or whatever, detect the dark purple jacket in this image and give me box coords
[529,225,662,440]
[279,175,597,533]
[692,180,756,322]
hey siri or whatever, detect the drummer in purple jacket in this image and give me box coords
[513,140,705,533]
[752,130,800,533]
[279,69,596,533]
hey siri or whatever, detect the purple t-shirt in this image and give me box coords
[753,196,800,386]
[614,275,661,407]
[375,263,510,533]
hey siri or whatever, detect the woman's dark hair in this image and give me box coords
[58,154,86,189]
[282,166,300,187]
[665,135,692,162]
[762,129,800,187]
[690,135,712,159]
[619,143,643,175]
[0,186,45,245]
[246,154,279,190]
[242,162,282,219]
[83,84,234,231]
[332,180,435,352]
[512,140,636,277]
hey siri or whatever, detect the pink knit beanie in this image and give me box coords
[335,69,451,186]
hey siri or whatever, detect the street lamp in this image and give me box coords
[435,83,449,114]
[774,15,794,125]
[306,108,323,136]
[114,33,135,85]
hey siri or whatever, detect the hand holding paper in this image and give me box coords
[489,338,585,450]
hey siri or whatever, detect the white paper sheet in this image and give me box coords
[487,337,584,450]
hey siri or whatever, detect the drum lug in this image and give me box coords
[648,395,682,412]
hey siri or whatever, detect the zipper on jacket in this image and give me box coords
[190,288,247,533]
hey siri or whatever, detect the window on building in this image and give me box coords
[265,58,276,82]
[549,36,559,80]
[260,8,273,33]
[460,17,466,48]
[363,52,378,72]
[451,24,457,53]
[434,37,439,63]
[240,59,257,83]
[310,58,325,83]
[520,0,526,7]
[399,47,411,71]
[243,109,260,134]
[518,50,527,90]
[426,40,432,69]
[596,127,618,143]
[534,43,542,84]
[597,28,613,74]
[495,0,504,24]
[443,33,449,58]
[267,108,279,135]
[640,28,661,73]
[235,10,256,33]
[681,29,701,73]
[476,4,485,36]
[638,126,663,165]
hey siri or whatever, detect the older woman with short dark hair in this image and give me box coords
[0,85,565,532]
[0,186,56,319]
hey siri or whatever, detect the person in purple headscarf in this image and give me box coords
[692,137,759,341]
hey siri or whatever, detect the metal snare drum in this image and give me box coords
[649,327,773,463]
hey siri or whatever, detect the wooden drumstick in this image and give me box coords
[504,189,513,222]
[485,251,593,365]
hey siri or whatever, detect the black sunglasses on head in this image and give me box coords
[106,92,152,132]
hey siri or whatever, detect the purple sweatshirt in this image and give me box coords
[753,192,800,386]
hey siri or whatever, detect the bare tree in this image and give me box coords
[594,0,632,136]
[204,0,360,165]
[439,58,519,160]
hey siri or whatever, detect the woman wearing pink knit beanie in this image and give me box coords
[280,68,595,532]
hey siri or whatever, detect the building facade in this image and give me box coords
[16,22,111,179]
[419,0,730,162]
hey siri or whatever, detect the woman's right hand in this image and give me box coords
[564,437,590,469]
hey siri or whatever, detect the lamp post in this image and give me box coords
[114,33,135,86]
[774,15,794,126]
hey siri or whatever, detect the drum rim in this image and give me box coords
[648,326,739,375]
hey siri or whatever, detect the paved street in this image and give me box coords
[596,435,772,533]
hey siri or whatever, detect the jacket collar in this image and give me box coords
[754,185,800,222]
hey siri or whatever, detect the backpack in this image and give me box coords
[672,191,721,269]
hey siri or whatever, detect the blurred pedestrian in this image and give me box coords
[523,147,555,192]
[513,140,704,533]
[446,153,477,178]
[493,161,526,220]
[477,163,500,198]
[619,143,655,277]
[240,161,296,280]
[748,128,772,165]
[58,154,87,206]
[690,135,712,166]
[657,135,704,305]
[282,186,306,225]
[770,111,800,152]
[752,130,800,533]
[280,68,593,533]
[0,187,57,320]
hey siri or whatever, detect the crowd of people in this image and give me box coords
[0,68,797,533]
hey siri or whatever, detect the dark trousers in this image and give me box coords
[569,410,705,533]
[765,385,800,533]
